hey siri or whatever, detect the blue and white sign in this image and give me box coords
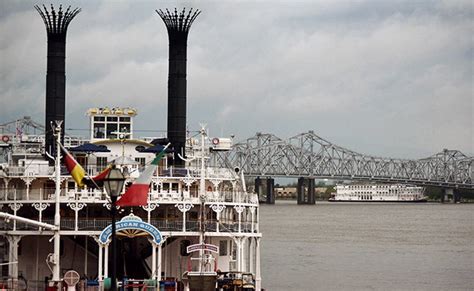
[99,214,162,245]
[187,243,219,254]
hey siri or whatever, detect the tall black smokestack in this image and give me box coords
[156,8,200,165]
[35,4,80,155]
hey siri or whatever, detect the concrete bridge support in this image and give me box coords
[254,177,275,204]
[297,177,315,205]
[453,189,461,203]
[441,188,455,203]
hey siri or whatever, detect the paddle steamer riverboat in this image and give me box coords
[0,107,262,290]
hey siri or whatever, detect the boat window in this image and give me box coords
[120,123,131,133]
[135,157,146,167]
[106,123,117,138]
[93,123,105,139]
[190,184,198,197]
[76,155,87,169]
[219,240,228,256]
[67,181,75,191]
[171,183,179,192]
[96,157,107,172]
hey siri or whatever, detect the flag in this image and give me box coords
[92,165,112,184]
[117,145,168,207]
[84,165,112,188]
[60,144,86,187]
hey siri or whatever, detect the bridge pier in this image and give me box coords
[254,177,275,204]
[453,190,461,203]
[266,178,275,204]
[441,188,457,203]
[297,177,315,205]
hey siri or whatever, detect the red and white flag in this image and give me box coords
[116,145,169,207]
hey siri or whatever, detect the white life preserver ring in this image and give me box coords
[212,138,219,145]
[1,136,9,143]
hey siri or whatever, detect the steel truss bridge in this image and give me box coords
[211,131,474,189]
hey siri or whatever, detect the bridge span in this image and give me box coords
[210,131,473,203]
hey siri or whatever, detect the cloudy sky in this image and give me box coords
[1,0,472,158]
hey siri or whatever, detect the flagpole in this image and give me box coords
[198,126,206,273]
[162,143,171,155]
[53,120,62,287]
[86,172,102,189]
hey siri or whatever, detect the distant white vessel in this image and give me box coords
[330,184,427,202]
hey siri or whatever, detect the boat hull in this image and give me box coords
[328,199,428,203]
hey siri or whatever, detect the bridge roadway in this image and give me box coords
[210,131,473,203]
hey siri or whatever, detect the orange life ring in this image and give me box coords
[1,136,9,143]
[212,138,219,145]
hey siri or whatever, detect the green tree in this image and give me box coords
[316,186,334,200]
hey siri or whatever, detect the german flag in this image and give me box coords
[84,165,112,188]
[60,144,86,187]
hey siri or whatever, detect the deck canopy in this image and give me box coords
[70,143,110,153]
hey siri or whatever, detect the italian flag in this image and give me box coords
[117,145,169,207]
[60,144,86,187]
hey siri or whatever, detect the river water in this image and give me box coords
[260,201,473,291]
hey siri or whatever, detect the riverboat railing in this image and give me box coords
[0,218,258,233]
[1,188,65,201]
[0,186,258,205]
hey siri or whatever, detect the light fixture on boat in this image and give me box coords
[126,108,137,116]
[103,165,125,291]
[104,166,125,197]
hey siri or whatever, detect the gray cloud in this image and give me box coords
[1,0,472,159]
